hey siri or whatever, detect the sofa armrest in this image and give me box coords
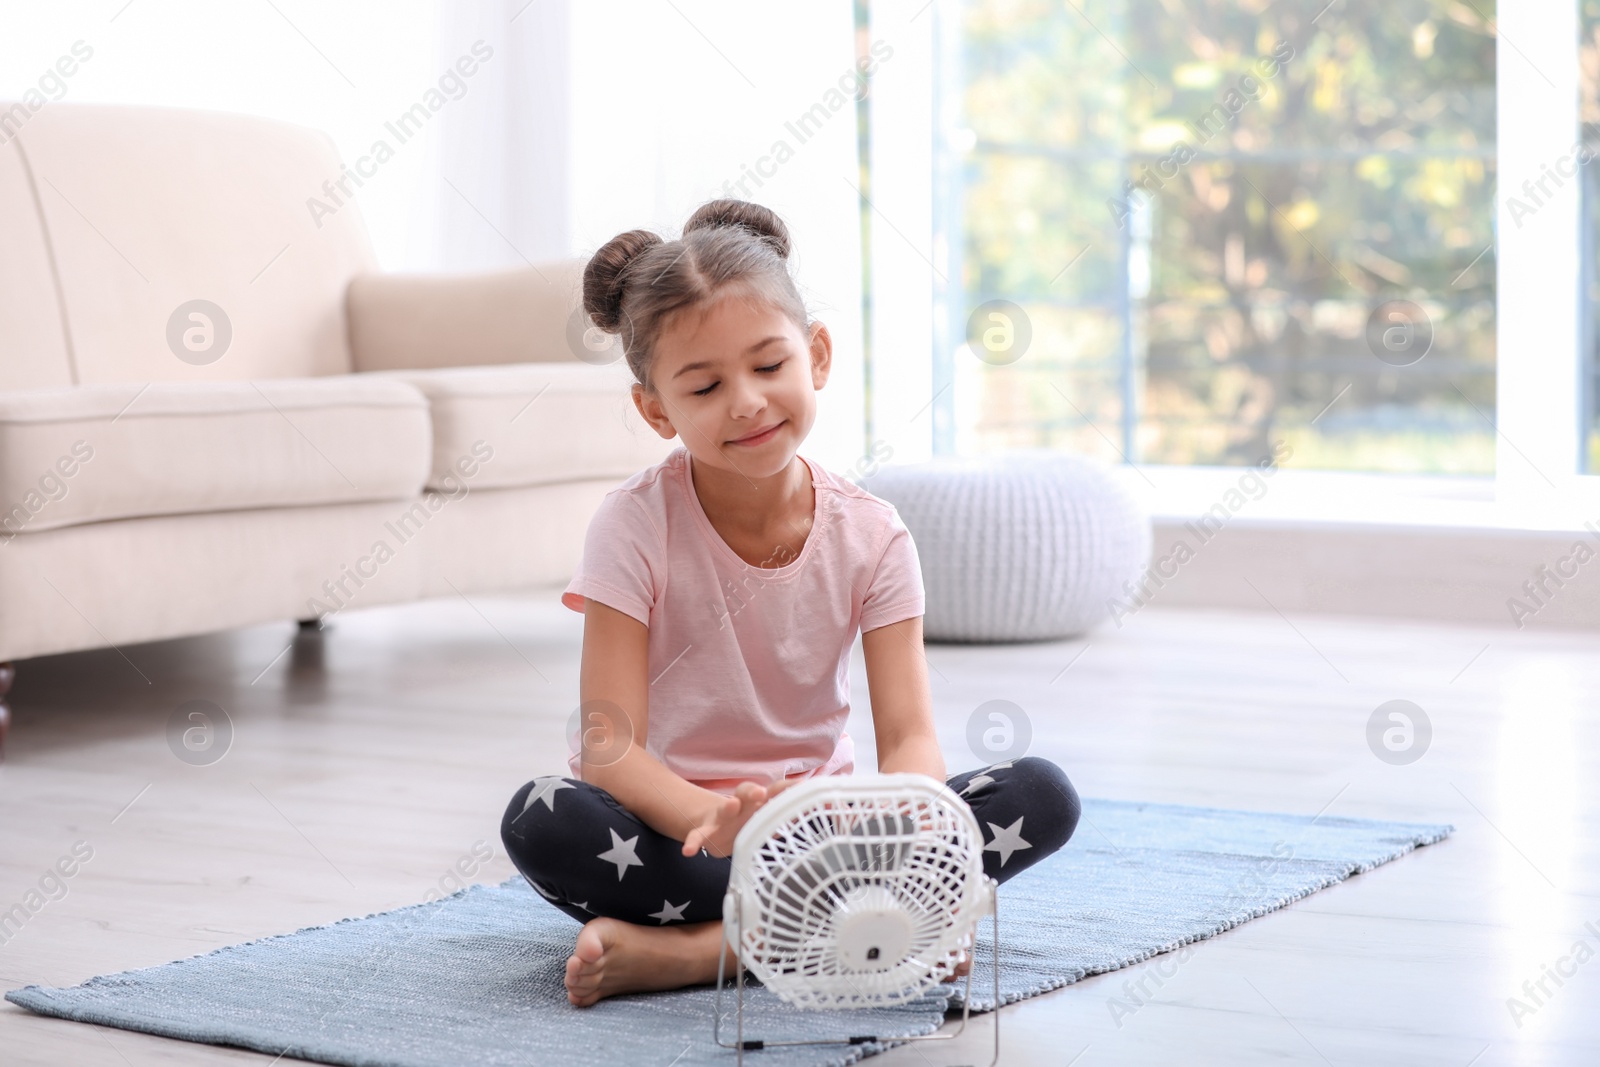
[346,260,588,372]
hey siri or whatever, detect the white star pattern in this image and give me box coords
[521,777,575,814]
[960,760,1016,797]
[597,827,645,881]
[960,774,996,797]
[648,899,690,924]
[572,901,590,913]
[983,816,1032,867]
[525,877,560,901]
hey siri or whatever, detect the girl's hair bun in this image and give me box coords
[581,200,805,390]
[583,229,663,332]
[683,199,791,260]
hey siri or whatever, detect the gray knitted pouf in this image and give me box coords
[862,452,1151,642]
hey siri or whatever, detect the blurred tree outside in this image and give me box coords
[945,0,1497,473]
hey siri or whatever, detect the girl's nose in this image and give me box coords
[728,375,766,418]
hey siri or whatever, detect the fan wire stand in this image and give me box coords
[711,877,1001,1067]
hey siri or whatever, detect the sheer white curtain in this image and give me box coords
[430,0,571,270]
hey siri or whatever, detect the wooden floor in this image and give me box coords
[0,592,1596,1065]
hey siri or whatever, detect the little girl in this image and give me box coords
[500,199,1081,1007]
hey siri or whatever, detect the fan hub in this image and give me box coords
[833,884,914,972]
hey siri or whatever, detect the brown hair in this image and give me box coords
[581,199,809,391]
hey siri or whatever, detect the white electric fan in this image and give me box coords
[712,773,1000,1065]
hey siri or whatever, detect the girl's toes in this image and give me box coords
[573,920,609,965]
[565,956,603,1005]
[567,950,602,981]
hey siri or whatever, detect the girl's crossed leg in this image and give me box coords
[499,756,1081,1004]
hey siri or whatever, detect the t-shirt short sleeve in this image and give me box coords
[560,492,660,626]
[859,507,925,633]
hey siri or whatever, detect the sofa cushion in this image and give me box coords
[347,263,585,372]
[369,363,674,491]
[0,377,430,536]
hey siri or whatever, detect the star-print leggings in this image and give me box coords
[499,755,1080,926]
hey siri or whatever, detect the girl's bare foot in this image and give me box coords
[564,916,732,1007]
[565,916,970,1004]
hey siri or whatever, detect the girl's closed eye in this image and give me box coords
[690,360,787,397]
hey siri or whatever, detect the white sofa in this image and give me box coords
[0,102,670,727]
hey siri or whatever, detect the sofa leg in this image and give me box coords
[0,662,14,760]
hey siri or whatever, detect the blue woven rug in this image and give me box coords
[7,799,1451,1067]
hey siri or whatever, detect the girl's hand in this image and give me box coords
[940,947,974,982]
[681,778,798,858]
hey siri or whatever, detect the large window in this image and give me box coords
[932,1,1497,472]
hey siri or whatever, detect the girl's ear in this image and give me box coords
[631,383,680,440]
[808,321,832,389]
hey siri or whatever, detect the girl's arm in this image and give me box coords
[861,616,946,781]
[863,615,977,981]
[577,599,759,850]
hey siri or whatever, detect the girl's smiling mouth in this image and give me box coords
[727,420,786,446]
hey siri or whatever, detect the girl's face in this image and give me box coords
[632,292,831,481]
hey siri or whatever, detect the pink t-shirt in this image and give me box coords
[561,446,925,795]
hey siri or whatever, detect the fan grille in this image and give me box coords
[728,776,987,1008]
